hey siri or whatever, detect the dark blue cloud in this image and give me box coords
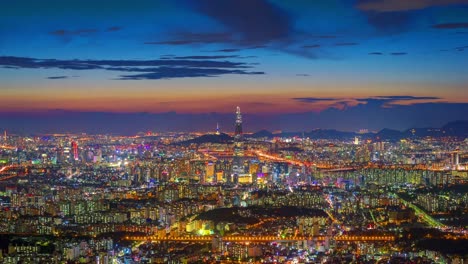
[50,29,98,36]
[432,22,468,29]
[211,46,266,53]
[364,11,411,34]
[455,45,468,51]
[356,95,440,107]
[145,32,236,45]
[293,97,338,103]
[47,76,68,79]
[147,1,360,60]
[293,95,441,107]
[0,56,263,80]
[163,55,240,60]
[0,56,254,69]
[309,35,338,39]
[216,48,241,52]
[302,44,321,48]
[441,44,468,52]
[335,42,359,46]
[106,26,123,32]
[367,52,408,55]
[118,67,264,80]
[357,0,468,12]
[356,0,468,35]
[189,0,293,45]
[249,45,268,49]
[375,95,440,100]
[49,28,101,43]
[0,56,99,70]
[147,0,312,60]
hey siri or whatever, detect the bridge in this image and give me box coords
[0,165,21,181]
[255,151,305,167]
[0,145,16,150]
[124,235,395,243]
[0,165,15,173]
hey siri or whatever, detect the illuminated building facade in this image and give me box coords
[71,141,79,161]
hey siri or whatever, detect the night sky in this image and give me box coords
[1,0,468,134]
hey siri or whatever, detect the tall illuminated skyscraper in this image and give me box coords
[234,106,243,151]
[231,106,244,184]
[71,141,79,161]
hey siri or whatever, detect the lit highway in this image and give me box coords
[0,145,16,150]
[0,165,14,173]
[124,235,395,243]
[255,150,305,166]
[0,165,19,181]
[393,193,446,229]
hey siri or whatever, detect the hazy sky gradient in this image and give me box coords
[1,0,467,133]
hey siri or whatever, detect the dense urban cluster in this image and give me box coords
[0,109,466,264]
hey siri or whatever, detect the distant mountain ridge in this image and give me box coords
[442,120,468,136]
[177,120,468,144]
[249,129,274,138]
[247,120,468,141]
[177,133,233,145]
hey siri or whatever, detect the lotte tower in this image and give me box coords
[231,106,244,184]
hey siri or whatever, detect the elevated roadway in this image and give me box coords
[124,234,395,243]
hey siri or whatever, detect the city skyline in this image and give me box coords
[1,2,467,261]
[1,0,468,133]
